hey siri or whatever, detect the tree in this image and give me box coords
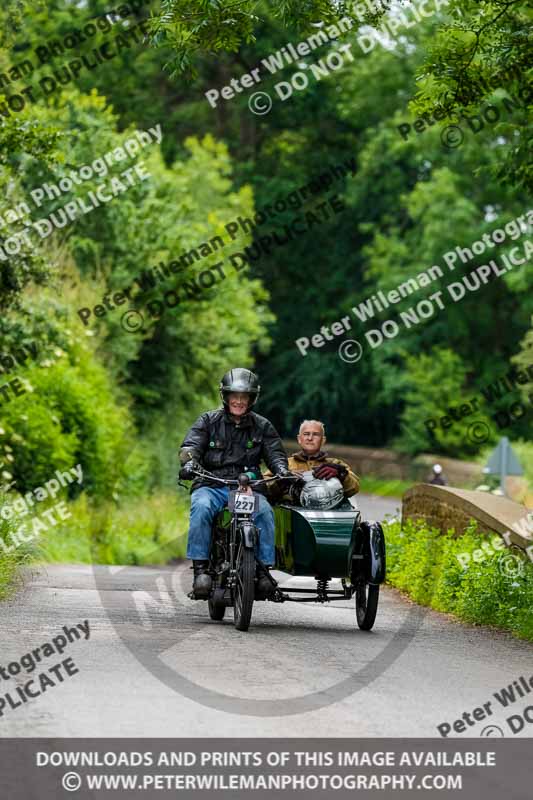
[410,0,532,190]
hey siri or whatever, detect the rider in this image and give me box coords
[268,419,360,503]
[179,368,290,598]
[429,463,447,486]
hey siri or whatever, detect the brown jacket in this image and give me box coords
[266,450,360,502]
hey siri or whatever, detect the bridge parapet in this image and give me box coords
[402,484,533,553]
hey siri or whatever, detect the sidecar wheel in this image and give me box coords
[233,547,255,632]
[355,581,379,630]
[208,597,226,621]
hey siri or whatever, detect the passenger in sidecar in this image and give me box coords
[267,420,384,630]
[266,418,359,507]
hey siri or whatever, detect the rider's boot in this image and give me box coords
[192,560,212,597]
[255,564,277,599]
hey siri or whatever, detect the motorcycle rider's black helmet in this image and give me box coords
[219,368,260,410]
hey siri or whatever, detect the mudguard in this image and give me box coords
[240,521,258,549]
[349,520,386,584]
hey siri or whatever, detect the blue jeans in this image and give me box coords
[186,486,275,564]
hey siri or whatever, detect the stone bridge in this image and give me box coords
[402,484,532,554]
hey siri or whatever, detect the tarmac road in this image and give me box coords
[0,494,531,738]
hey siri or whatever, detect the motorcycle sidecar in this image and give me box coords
[273,502,386,630]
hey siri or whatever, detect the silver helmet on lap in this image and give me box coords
[300,477,344,510]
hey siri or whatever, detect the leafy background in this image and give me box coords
[0,0,531,602]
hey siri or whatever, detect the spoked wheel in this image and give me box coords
[233,545,255,631]
[355,581,379,630]
[208,596,226,621]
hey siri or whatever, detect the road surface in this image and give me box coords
[1,494,531,738]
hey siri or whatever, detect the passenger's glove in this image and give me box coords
[313,463,347,481]
[179,460,200,480]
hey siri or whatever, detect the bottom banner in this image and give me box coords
[0,739,529,798]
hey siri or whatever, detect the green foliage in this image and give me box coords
[149,0,356,75]
[411,0,532,190]
[1,0,531,611]
[395,348,493,456]
[4,0,530,462]
[358,476,413,497]
[0,113,60,311]
[0,488,29,599]
[36,491,190,565]
[385,517,533,640]
[513,317,533,401]
[0,343,140,499]
[250,9,530,451]
[1,80,273,512]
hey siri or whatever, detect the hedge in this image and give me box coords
[384,518,533,640]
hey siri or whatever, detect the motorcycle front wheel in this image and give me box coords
[233,545,255,632]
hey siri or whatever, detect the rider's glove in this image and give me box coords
[179,460,200,480]
[288,478,305,505]
[275,466,292,478]
[313,463,347,481]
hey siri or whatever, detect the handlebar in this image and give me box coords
[181,467,302,489]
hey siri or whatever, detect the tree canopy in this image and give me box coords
[0,0,531,501]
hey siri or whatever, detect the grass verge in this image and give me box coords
[359,476,414,497]
[0,488,191,603]
[384,517,533,641]
[0,490,32,600]
[35,491,190,565]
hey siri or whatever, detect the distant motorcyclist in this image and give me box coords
[179,368,290,598]
[429,463,447,486]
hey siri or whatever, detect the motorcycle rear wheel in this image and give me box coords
[233,546,255,631]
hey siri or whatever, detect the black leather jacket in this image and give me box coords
[180,408,288,492]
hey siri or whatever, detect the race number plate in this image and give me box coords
[228,491,258,514]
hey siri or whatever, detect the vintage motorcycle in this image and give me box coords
[180,468,386,632]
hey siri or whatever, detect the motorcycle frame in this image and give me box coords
[210,496,259,603]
